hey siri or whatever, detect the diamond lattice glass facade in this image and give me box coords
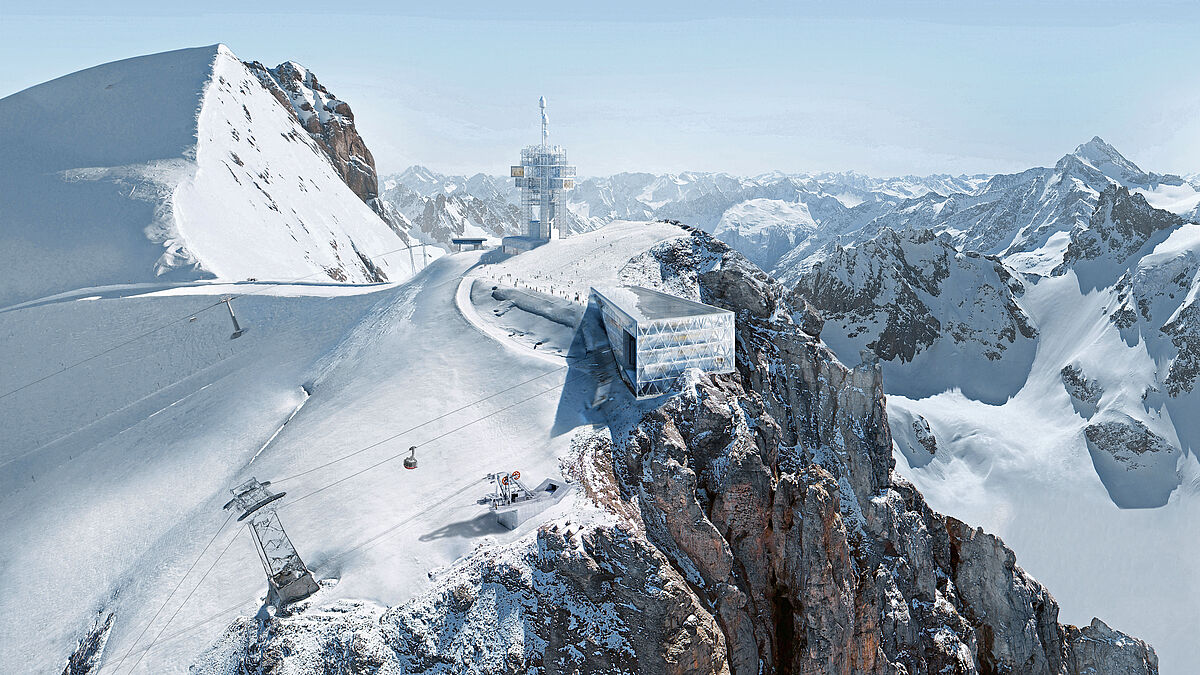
[591,286,735,398]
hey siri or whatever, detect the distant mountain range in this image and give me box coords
[385,138,1198,275]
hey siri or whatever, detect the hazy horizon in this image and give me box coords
[4,1,1198,178]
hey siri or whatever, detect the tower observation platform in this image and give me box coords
[504,96,576,255]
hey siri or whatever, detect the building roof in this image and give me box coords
[590,285,731,324]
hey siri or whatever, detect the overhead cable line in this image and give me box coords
[273,364,568,484]
[107,512,235,674]
[124,524,244,674]
[279,368,593,510]
[0,241,434,403]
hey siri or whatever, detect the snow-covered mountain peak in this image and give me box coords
[1071,135,1145,178]
[1059,185,1189,275]
[795,225,1038,403]
[0,44,419,306]
[394,164,451,196]
[1059,136,1179,191]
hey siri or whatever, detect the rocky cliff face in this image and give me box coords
[245,60,413,240]
[609,230,1156,674]
[197,521,729,675]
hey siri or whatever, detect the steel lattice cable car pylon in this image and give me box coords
[224,477,318,606]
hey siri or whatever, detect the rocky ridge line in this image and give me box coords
[244,60,413,242]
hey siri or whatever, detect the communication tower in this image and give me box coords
[506,97,576,252]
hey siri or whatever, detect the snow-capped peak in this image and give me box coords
[1065,136,1150,184]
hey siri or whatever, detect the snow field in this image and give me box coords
[888,268,1200,673]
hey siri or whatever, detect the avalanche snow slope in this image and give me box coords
[0,252,600,673]
[0,44,410,308]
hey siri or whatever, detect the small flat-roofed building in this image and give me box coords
[450,237,488,251]
[590,285,735,398]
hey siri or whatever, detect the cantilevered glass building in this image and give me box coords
[590,286,736,398]
[504,96,576,254]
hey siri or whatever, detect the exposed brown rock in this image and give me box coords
[244,60,412,242]
[603,229,1157,675]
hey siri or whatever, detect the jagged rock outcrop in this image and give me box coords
[795,228,1037,364]
[1082,413,1180,509]
[62,612,114,675]
[245,60,413,240]
[1058,186,1185,272]
[196,523,728,675]
[911,415,937,456]
[1060,364,1103,417]
[606,229,1157,674]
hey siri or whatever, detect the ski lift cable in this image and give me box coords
[94,475,487,672]
[109,360,589,666]
[122,524,244,675]
[93,360,600,670]
[0,298,227,403]
[107,512,235,674]
[273,364,569,484]
[278,368,593,511]
[0,241,436,403]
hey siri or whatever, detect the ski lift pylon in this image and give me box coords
[223,296,247,339]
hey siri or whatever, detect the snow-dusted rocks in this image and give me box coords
[1059,186,1186,275]
[1083,414,1180,509]
[243,59,411,237]
[0,44,413,306]
[196,523,728,675]
[795,227,1038,402]
[1060,363,1103,418]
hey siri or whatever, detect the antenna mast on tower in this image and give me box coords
[540,95,548,148]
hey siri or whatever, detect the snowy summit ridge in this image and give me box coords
[0,44,414,307]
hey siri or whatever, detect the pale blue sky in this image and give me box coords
[3,1,1198,177]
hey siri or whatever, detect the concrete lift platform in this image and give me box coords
[485,472,573,530]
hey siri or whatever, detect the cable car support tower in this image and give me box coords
[224,478,319,606]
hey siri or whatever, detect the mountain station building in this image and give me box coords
[590,285,735,397]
